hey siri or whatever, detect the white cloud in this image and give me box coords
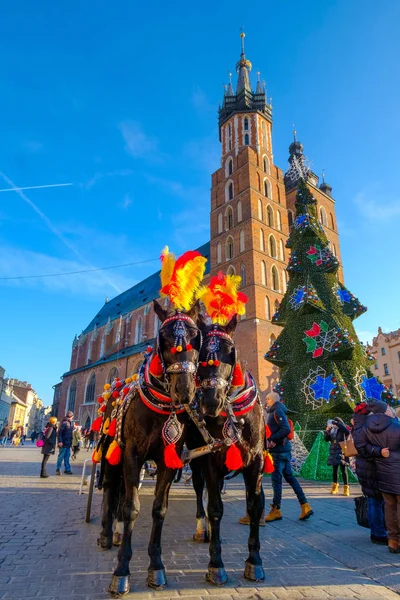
[120,193,133,209]
[354,190,400,223]
[119,121,159,160]
[354,328,376,345]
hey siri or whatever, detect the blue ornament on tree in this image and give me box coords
[361,376,385,400]
[310,374,336,401]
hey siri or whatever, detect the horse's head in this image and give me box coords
[197,314,238,418]
[153,299,202,406]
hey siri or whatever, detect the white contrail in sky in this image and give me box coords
[0,171,122,294]
[0,182,73,193]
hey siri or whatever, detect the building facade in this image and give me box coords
[7,380,45,435]
[0,366,12,429]
[54,37,342,422]
[369,328,400,396]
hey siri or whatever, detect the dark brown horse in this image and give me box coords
[97,300,202,597]
[187,315,266,585]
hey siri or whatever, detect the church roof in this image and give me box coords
[82,242,210,335]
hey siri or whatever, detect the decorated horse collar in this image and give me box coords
[139,354,186,415]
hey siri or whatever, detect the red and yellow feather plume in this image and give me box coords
[160,247,207,311]
[197,271,248,325]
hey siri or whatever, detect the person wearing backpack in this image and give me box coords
[264,391,313,522]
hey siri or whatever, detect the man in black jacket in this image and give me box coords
[265,392,313,522]
[56,411,74,475]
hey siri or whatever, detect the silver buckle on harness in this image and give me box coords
[165,361,196,374]
[200,377,229,389]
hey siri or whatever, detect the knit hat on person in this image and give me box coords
[49,417,57,425]
[354,402,369,415]
[366,401,388,414]
[266,391,280,404]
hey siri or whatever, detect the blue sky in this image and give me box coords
[0,0,398,404]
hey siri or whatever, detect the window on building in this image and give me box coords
[264,179,271,198]
[237,200,242,222]
[217,242,222,264]
[218,212,223,234]
[276,210,282,230]
[227,265,235,276]
[225,157,233,177]
[240,229,245,252]
[384,363,389,376]
[266,205,273,227]
[288,210,294,228]
[269,235,277,258]
[244,117,249,131]
[330,213,335,230]
[319,206,328,226]
[282,269,287,292]
[67,379,77,413]
[260,229,265,252]
[225,180,234,202]
[244,133,249,146]
[332,244,337,257]
[381,347,386,356]
[374,362,378,370]
[85,373,96,404]
[272,266,279,291]
[261,121,267,148]
[108,367,119,384]
[276,184,281,204]
[226,236,234,260]
[280,239,285,261]
[261,261,267,286]
[258,199,263,221]
[263,155,270,174]
[240,263,246,286]
[226,206,233,230]
[265,296,270,320]
[135,316,143,344]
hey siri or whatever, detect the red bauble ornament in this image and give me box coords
[112,390,120,399]
[186,344,193,351]
[97,396,104,404]
[171,347,178,355]
[214,360,220,367]
[201,361,207,367]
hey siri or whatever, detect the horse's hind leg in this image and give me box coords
[191,458,208,543]
[98,461,122,550]
[109,447,142,597]
[146,464,177,589]
[243,456,265,582]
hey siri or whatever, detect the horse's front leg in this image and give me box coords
[204,463,227,586]
[147,464,177,589]
[98,460,122,550]
[191,458,208,542]
[243,455,265,582]
[109,446,143,598]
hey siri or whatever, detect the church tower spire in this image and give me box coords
[236,32,252,94]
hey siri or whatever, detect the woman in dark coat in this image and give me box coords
[364,401,400,553]
[40,417,58,478]
[352,403,387,544]
[324,417,351,496]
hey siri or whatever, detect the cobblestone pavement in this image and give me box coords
[1,446,400,600]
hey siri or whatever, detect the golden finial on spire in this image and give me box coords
[293,124,297,142]
[240,26,245,54]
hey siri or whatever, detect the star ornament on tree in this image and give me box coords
[310,374,336,401]
[361,375,385,400]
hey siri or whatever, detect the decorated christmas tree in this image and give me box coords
[299,431,357,482]
[265,179,396,430]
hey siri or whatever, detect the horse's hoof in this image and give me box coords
[244,562,265,582]
[97,536,112,550]
[147,568,167,589]
[113,532,123,546]
[193,531,209,543]
[206,567,228,586]
[108,575,130,597]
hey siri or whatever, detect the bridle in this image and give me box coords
[198,326,238,393]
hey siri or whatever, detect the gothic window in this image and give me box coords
[240,263,246,286]
[381,347,386,356]
[154,315,161,337]
[332,244,337,257]
[266,205,273,227]
[260,229,265,252]
[237,200,242,222]
[319,206,328,226]
[269,235,277,258]
[225,180,234,202]
[244,134,249,146]
[244,117,249,131]
[225,157,233,177]
[261,261,267,286]
[280,239,285,261]
[264,178,271,198]
[67,379,77,413]
[85,373,96,404]
[276,184,281,204]
[226,236,234,260]
[282,269,287,292]
[218,212,223,234]
[261,121,267,148]
[330,213,335,230]
[108,367,119,384]
[240,229,245,252]
[217,242,222,264]
[225,206,233,230]
[227,265,236,275]
[263,155,270,174]
[258,199,263,221]
[135,316,143,345]
[276,210,282,230]
[265,296,270,320]
[272,266,279,291]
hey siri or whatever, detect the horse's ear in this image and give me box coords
[225,314,238,336]
[197,312,208,335]
[153,299,168,323]
[187,299,201,322]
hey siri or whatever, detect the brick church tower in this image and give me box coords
[209,33,342,398]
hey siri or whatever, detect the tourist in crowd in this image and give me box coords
[31,431,37,443]
[352,403,387,545]
[264,391,313,522]
[0,424,9,447]
[87,428,95,451]
[71,425,82,460]
[324,417,351,496]
[12,429,20,446]
[40,417,58,478]
[56,411,74,475]
[364,401,400,554]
